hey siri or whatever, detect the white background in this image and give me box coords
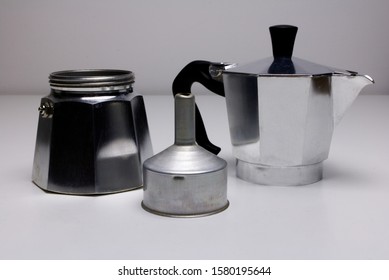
[0,95,388,260]
[0,0,388,95]
[0,0,388,263]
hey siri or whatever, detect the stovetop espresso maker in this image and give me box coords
[173,25,374,186]
[32,69,153,194]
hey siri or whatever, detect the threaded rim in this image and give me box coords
[49,69,135,92]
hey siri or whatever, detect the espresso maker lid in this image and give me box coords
[225,25,357,77]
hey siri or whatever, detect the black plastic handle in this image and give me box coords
[268,25,298,74]
[172,60,226,155]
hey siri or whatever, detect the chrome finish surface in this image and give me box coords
[217,25,375,186]
[49,69,135,92]
[32,69,153,195]
[209,62,238,81]
[332,74,375,125]
[223,72,373,185]
[38,101,54,118]
[172,25,375,186]
[225,57,336,77]
[142,93,228,217]
[142,168,228,217]
[236,160,323,186]
[142,200,230,218]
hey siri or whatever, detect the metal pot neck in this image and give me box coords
[49,69,135,94]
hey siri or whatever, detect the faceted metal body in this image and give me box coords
[32,70,153,194]
[172,26,375,186]
[223,71,373,185]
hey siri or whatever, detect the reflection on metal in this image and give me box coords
[142,94,228,217]
[32,69,153,195]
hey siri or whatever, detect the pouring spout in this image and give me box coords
[332,74,374,126]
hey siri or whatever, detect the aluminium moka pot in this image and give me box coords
[32,69,153,195]
[173,25,374,186]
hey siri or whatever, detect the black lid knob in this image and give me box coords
[269,25,298,59]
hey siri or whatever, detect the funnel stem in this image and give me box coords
[175,93,196,145]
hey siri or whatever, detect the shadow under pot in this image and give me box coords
[32,69,153,195]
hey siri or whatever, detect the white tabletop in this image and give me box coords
[0,94,388,260]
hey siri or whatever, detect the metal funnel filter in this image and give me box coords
[142,93,229,217]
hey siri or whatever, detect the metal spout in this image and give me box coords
[332,74,374,125]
